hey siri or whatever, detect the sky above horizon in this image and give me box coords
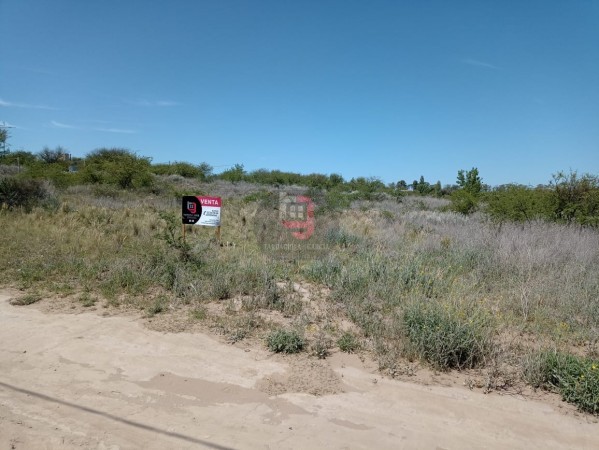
[1,0,598,186]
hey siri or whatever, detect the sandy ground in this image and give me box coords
[1,289,598,449]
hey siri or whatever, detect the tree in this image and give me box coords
[38,146,68,164]
[413,175,433,195]
[452,168,483,214]
[397,180,408,190]
[81,148,153,189]
[197,162,213,181]
[551,170,599,225]
[219,163,245,182]
[456,167,482,195]
[328,173,344,187]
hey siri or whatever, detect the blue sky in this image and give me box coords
[1,1,598,186]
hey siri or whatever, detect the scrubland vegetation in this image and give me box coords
[1,146,598,414]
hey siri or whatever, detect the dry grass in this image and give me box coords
[2,180,598,412]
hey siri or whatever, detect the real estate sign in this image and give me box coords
[182,196,221,226]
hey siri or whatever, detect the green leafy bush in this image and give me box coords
[552,171,599,226]
[485,185,555,222]
[80,148,154,189]
[152,161,213,180]
[523,350,599,415]
[450,189,478,215]
[484,172,599,226]
[267,329,305,354]
[402,300,493,370]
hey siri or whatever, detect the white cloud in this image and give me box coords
[94,127,137,134]
[49,120,137,133]
[461,58,499,70]
[50,120,78,129]
[0,98,57,110]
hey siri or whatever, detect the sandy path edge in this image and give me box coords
[1,289,597,450]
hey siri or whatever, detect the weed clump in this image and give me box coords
[522,350,599,415]
[402,300,493,371]
[10,293,42,306]
[146,296,167,317]
[311,331,332,359]
[337,331,360,353]
[79,292,97,307]
[267,329,305,354]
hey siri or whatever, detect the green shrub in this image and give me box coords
[485,185,555,222]
[0,177,57,211]
[402,300,493,370]
[523,350,599,415]
[337,331,360,353]
[80,148,154,189]
[322,189,351,212]
[267,329,305,354]
[151,162,213,180]
[450,190,478,215]
[552,171,599,226]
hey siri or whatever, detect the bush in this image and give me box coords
[337,331,360,353]
[402,300,493,370]
[322,189,351,212]
[0,177,58,211]
[523,350,599,415]
[485,185,555,222]
[0,150,37,167]
[450,190,478,215]
[267,329,305,354]
[484,172,599,226]
[552,171,599,226]
[81,148,154,189]
[151,162,213,180]
[311,332,332,359]
[25,161,78,188]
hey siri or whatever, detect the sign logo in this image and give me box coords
[182,196,202,225]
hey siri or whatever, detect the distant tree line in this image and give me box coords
[1,146,597,226]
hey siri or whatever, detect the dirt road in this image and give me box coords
[1,289,597,449]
